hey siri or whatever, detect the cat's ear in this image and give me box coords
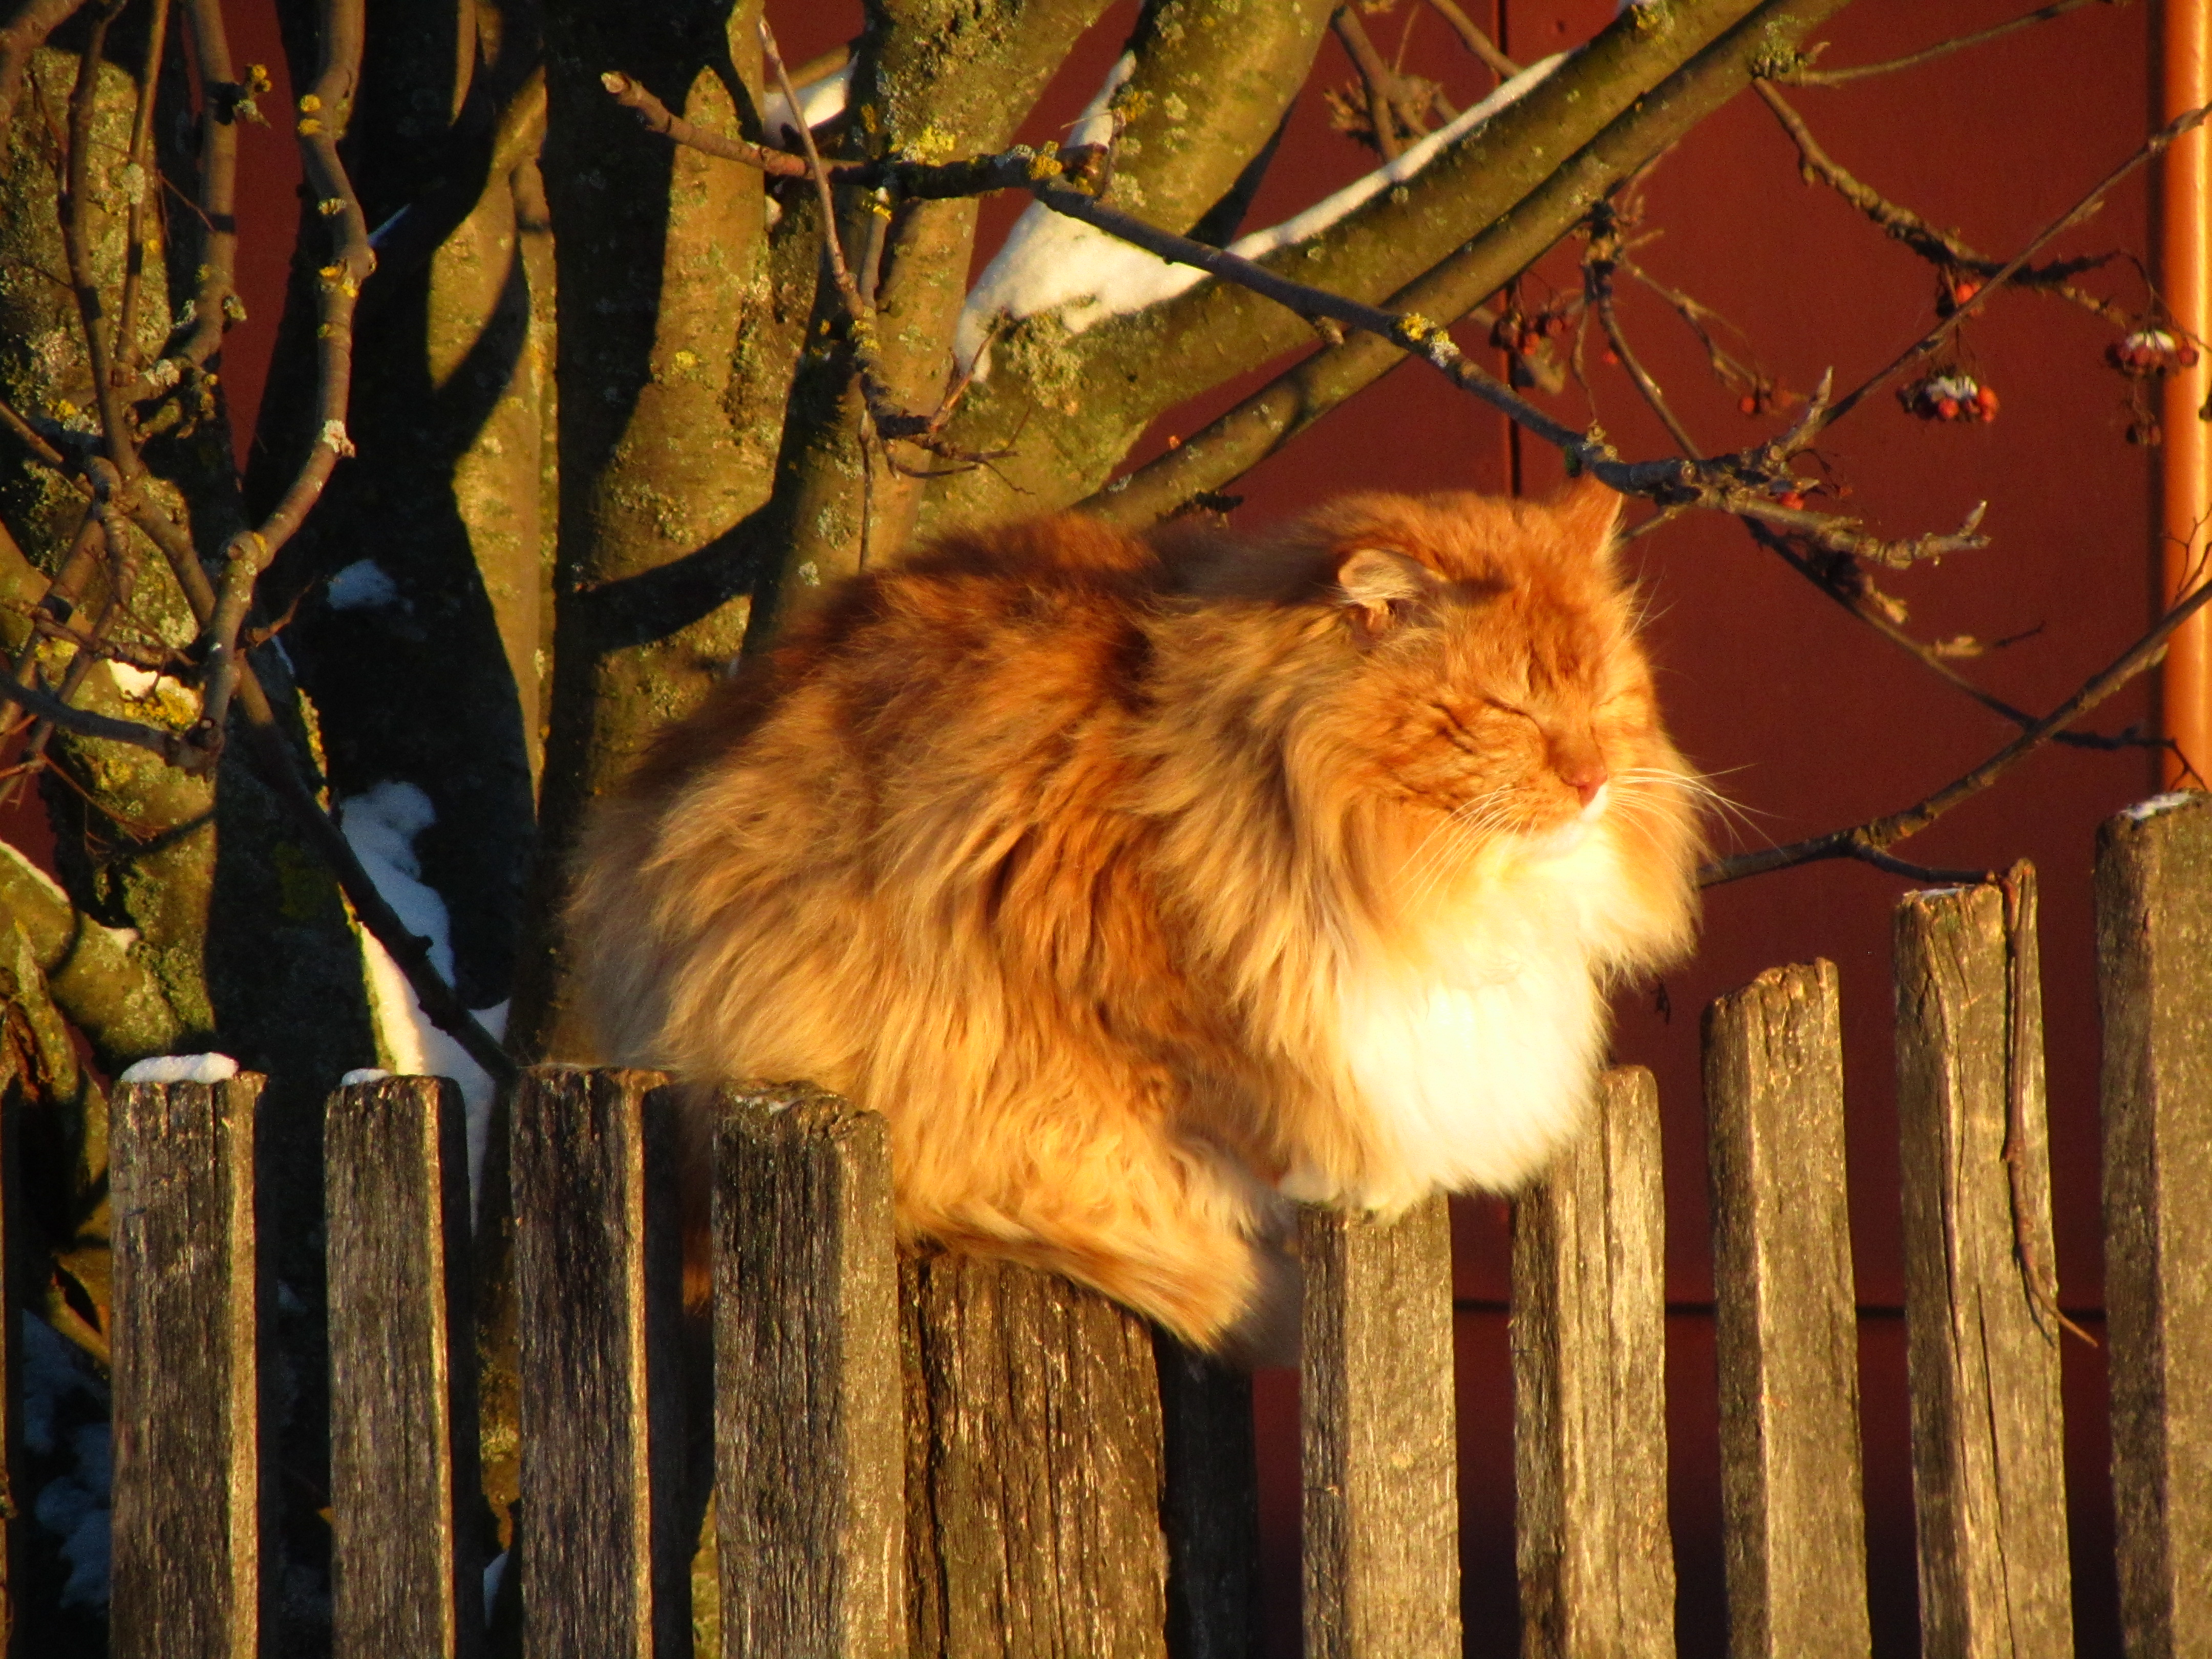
[1333,546,1441,634]
[1549,475,1623,567]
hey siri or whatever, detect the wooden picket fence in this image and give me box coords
[81,793,2211,1656]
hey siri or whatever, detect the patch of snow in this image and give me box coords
[0,837,74,912]
[339,782,506,1219]
[23,1313,111,1610]
[954,51,1567,373]
[117,1052,239,1084]
[108,664,160,697]
[2120,790,2206,822]
[483,1549,509,1624]
[326,560,401,611]
[1068,51,1136,151]
[762,61,852,141]
[339,1067,393,1086]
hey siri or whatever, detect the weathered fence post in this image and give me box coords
[1704,961,1873,1659]
[901,1253,1170,1659]
[714,1084,901,1659]
[324,1074,484,1659]
[511,1067,691,1658]
[108,1071,265,1659]
[1894,871,2072,1659]
[1298,1194,1462,1659]
[2096,794,2212,1658]
[1511,1066,1675,1659]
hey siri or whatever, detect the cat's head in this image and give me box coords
[1165,478,1703,966]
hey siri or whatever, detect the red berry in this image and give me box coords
[1777,490,1806,511]
[1951,280,1980,305]
[1975,385,1998,413]
[1600,348,1619,366]
[1936,396,1960,420]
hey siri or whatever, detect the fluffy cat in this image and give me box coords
[570,479,1703,1353]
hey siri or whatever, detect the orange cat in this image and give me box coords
[570,480,1703,1353]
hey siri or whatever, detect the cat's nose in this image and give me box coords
[1565,767,1609,810]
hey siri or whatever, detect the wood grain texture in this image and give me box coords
[2097,795,2212,1659]
[1703,961,1872,1659]
[714,1083,901,1659]
[901,1252,1169,1659]
[1511,1066,1674,1659]
[1894,875,2073,1659]
[325,1075,484,1659]
[1155,1334,1261,1659]
[108,1073,264,1659]
[1298,1196,1461,1659]
[512,1067,689,1659]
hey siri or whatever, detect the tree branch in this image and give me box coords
[1778,0,2105,87]
[196,0,375,747]
[1699,570,2212,886]
[1421,0,1520,80]
[1739,517,2151,751]
[1756,80,2130,325]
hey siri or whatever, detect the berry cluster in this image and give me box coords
[1491,308,1573,357]
[1900,373,1999,423]
[2105,327,2200,378]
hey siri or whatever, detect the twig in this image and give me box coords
[1779,0,2104,87]
[0,389,70,471]
[1756,81,2130,326]
[1698,571,2212,886]
[1333,5,1408,159]
[116,0,257,402]
[1585,204,1700,456]
[111,0,172,371]
[0,667,190,759]
[196,0,374,747]
[1741,517,2151,750]
[1620,253,1792,409]
[1420,0,1520,79]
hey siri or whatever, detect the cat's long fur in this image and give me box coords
[571,481,1703,1352]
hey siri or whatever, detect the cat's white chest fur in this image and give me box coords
[1294,832,1623,1210]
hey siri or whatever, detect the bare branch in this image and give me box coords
[1779,0,2104,87]
[1699,571,2212,886]
[110,0,171,370]
[1585,203,1700,455]
[1420,0,1521,79]
[1740,517,2151,750]
[197,0,375,744]
[1756,80,2130,326]
[1332,5,1409,159]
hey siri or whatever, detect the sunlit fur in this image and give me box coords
[570,480,1704,1353]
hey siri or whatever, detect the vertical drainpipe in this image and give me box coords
[2160,0,2212,788]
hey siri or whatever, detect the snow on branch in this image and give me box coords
[953,51,1567,374]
